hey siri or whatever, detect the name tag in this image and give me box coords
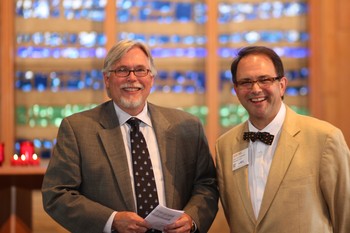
[232,148,249,171]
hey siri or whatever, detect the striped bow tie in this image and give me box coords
[243,132,274,145]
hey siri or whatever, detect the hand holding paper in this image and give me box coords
[145,205,184,231]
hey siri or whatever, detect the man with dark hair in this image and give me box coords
[216,46,350,233]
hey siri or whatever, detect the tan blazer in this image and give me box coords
[42,100,218,233]
[215,106,350,233]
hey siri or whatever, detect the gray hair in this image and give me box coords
[102,39,157,77]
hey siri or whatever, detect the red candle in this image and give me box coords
[20,154,28,165]
[0,143,4,166]
[11,154,20,166]
[20,141,35,163]
[30,153,40,166]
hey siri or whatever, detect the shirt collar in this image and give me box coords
[248,102,286,136]
[113,102,153,127]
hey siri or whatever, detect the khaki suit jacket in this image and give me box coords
[42,100,218,233]
[215,106,350,233]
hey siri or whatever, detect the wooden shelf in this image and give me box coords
[0,165,46,175]
[219,15,308,32]
[16,90,105,106]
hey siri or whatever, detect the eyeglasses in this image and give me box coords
[235,76,282,90]
[108,67,151,78]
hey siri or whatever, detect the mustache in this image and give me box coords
[120,83,144,89]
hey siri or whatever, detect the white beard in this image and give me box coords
[119,96,143,109]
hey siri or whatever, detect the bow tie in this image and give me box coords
[243,132,274,145]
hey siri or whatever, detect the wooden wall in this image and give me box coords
[1,1,350,233]
[309,0,350,144]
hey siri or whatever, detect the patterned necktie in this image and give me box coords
[243,131,274,145]
[127,117,159,220]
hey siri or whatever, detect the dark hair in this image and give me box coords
[230,46,285,83]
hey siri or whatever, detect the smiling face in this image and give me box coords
[234,54,287,129]
[103,46,154,116]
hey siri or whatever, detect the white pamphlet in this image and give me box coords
[145,205,184,231]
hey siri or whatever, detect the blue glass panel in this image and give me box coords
[117,9,130,22]
[170,35,181,43]
[61,47,79,58]
[89,9,105,21]
[42,139,53,149]
[257,2,272,19]
[95,47,106,58]
[262,31,284,43]
[196,36,206,45]
[300,68,309,79]
[183,36,195,45]
[33,0,50,18]
[285,70,299,80]
[185,71,197,81]
[175,3,192,22]
[152,1,171,13]
[244,31,260,43]
[96,34,106,45]
[299,86,308,95]
[69,33,78,44]
[300,32,309,42]
[286,87,298,96]
[172,85,183,93]
[79,48,94,58]
[33,139,42,149]
[157,71,168,80]
[196,72,206,89]
[284,47,309,58]
[218,48,232,58]
[80,9,89,18]
[159,35,170,44]
[34,73,48,91]
[48,32,62,46]
[50,0,60,18]
[162,85,171,93]
[118,0,133,9]
[64,9,74,19]
[34,47,50,58]
[79,32,97,47]
[173,72,185,83]
[83,71,93,87]
[32,32,44,45]
[184,85,196,94]
[51,48,61,58]
[218,3,232,23]
[272,2,284,18]
[219,34,230,44]
[139,7,151,21]
[193,3,206,24]
[284,2,306,17]
[230,33,242,43]
[220,70,232,82]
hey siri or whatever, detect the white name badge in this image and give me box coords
[232,148,249,171]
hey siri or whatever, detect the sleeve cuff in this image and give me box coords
[190,220,197,233]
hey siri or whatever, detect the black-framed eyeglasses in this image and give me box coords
[235,76,282,90]
[108,68,151,78]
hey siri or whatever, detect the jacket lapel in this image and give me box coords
[257,107,300,223]
[98,101,136,211]
[234,124,257,224]
[148,104,176,207]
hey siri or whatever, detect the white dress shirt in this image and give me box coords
[104,102,165,232]
[248,103,286,218]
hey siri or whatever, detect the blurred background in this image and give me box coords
[0,0,349,232]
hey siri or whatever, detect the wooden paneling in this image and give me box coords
[309,0,350,144]
[0,0,15,165]
[205,0,220,153]
[1,1,350,233]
